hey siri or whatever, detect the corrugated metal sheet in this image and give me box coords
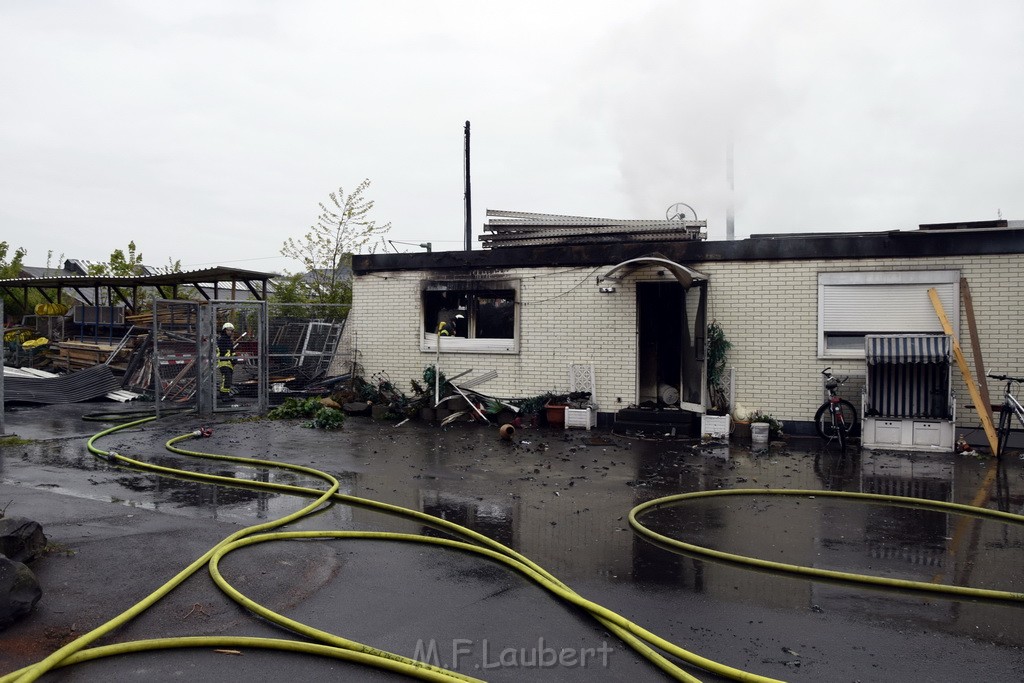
[481,210,706,248]
[3,365,122,404]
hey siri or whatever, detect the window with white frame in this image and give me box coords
[421,280,519,353]
[818,270,959,358]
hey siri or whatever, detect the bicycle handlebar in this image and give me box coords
[821,366,848,385]
[988,373,1024,383]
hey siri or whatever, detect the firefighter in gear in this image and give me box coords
[217,322,237,399]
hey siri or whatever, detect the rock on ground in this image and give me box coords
[0,517,48,563]
[0,555,42,629]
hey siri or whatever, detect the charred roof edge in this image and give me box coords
[353,229,1024,274]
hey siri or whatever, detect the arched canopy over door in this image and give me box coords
[598,254,708,290]
[600,254,709,411]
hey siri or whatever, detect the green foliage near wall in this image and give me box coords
[707,320,732,412]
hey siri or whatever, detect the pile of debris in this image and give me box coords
[480,209,706,248]
[327,367,522,426]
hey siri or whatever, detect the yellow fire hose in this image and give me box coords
[3,415,1022,682]
[630,488,1024,603]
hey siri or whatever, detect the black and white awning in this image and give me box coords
[865,334,951,365]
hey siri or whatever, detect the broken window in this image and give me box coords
[421,280,518,353]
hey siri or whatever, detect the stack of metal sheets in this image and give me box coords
[481,210,707,248]
[3,365,123,404]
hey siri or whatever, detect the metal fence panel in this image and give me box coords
[120,300,345,412]
[211,300,268,414]
[123,300,268,416]
[151,300,202,416]
[266,303,350,389]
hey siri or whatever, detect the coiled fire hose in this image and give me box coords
[3,415,1022,683]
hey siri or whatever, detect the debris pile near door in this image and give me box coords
[323,367,524,427]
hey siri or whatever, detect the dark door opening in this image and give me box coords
[637,282,683,405]
[637,281,707,408]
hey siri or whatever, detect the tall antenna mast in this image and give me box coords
[464,121,472,251]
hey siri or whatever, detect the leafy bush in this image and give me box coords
[269,397,346,430]
[268,397,323,420]
[421,365,451,403]
[707,321,732,412]
[309,406,345,430]
[515,392,560,414]
[748,410,783,439]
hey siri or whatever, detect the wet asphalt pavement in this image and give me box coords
[1,402,1023,682]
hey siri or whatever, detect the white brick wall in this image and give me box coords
[353,253,1024,429]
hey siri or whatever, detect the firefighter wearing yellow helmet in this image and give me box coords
[217,322,237,399]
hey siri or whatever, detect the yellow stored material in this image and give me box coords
[4,330,31,343]
[33,302,69,316]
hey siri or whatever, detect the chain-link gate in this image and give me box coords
[209,300,267,415]
[149,299,267,417]
[149,300,200,417]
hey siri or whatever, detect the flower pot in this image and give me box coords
[544,402,567,428]
[751,422,770,445]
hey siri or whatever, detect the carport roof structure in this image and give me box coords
[0,266,279,315]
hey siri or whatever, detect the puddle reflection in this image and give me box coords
[4,419,1023,648]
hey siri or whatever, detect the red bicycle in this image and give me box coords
[815,367,858,448]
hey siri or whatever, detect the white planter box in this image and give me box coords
[564,407,597,430]
[701,414,730,441]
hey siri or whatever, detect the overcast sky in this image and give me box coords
[2,1,1022,275]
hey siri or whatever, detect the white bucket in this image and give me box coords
[750,422,770,445]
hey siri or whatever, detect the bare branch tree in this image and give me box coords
[280,179,391,305]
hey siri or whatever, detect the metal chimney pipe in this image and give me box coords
[726,139,735,241]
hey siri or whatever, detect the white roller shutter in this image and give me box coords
[823,283,957,332]
[818,271,959,356]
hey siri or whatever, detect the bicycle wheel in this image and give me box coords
[996,405,1012,458]
[814,400,858,443]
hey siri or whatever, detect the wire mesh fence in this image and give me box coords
[3,297,351,414]
[266,303,350,390]
[147,300,202,412]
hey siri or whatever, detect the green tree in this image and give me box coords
[87,241,145,276]
[0,242,26,279]
[279,179,391,307]
[83,243,193,302]
[1,241,28,320]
